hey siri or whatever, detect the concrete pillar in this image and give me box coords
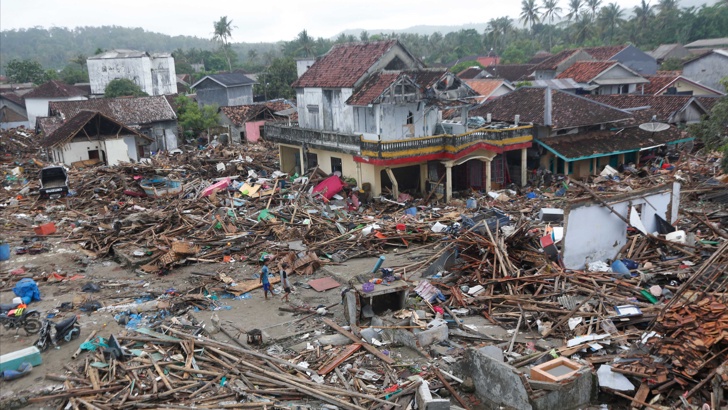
[385,167,399,200]
[618,153,625,166]
[592,157,597,174]
[563,160,569,175]
[419,163,428,195]
[520,148,527,187]
[299,147,305,175]
[445,163,453,202]
[485,160,491,193]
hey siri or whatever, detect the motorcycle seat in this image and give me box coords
[55,316,77,331]
[0,303,16,312]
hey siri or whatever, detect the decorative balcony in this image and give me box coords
[265,123,533,163]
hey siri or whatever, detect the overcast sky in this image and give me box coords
[0,0,713,43]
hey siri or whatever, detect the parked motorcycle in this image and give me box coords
[34,315,81,351]
[0,303,41,335]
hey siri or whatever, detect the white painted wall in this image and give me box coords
[54,135,140,167]
[26,96,87,127]
[562,184,679,269]
[88,56,177,96]
[105,138,131,165]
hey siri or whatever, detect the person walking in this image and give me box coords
[280,263,291,302]
[260,258,272,300]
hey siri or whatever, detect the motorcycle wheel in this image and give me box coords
[23,318,42,334]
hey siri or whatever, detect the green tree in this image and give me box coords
[450,60,485,74]
[255,57,297,100]
[59,65,88,84]
[542,0,563,49]
[520,0,542,30]
[4,59,50,83]
[213,16,235,71]
[566,0,584,21]
[688,78,728,171]
[175,95,219,136]
[104,78,148,98]
[296,30,316,57]
[598,3,624,43]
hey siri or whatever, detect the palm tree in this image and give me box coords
[520,0,542,30]
[656,0,678,14]
[542,0,563,49]
[247,49,258,65]
[632,0,653,42]
[598,2,624,42]
[566,0,584,21]
[587,0,603,18]
[486,17,513,52]
[70,53,87,70]
[296,30,316,57]
[212,16,235,71]
[572,11,596,44]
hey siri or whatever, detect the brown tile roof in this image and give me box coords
[585,94,696,122]
[643,75,679,94]
[49,96,176,126]
[0,106,27,122]
[346,72,401,106]
[471,87,632,129]
[532,49,581,71]
[555,61,617,83]
[583,45,628,61]
[220,99,297,127]
[538,124,684,160]
[292,40,400,88]
[36,116,63,135]
[403,69,449,89]
[24,80,87,99]
[464,79,509,98]
[483,64,535,82]
[0,92,25,107]
[695,96,721,112]
[457,67,487,79]
[42,111,149,148]
[528,51,553,64]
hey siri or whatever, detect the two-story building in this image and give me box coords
[87,49,177,96]
[266,40,534,201]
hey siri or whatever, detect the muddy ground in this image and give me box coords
[0,235,554,409]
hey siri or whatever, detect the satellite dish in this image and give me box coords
[639,122,670,133]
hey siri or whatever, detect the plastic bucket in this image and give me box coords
[0,243,10,261]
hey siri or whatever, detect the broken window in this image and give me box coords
[330,157,342,174]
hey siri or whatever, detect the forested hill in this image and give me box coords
[0,26,277,70]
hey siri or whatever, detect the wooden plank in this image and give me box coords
[318,343,362,375]
[631,382,650,409]
[321,318,394,365]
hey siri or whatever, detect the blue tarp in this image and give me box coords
[13,278,41,304]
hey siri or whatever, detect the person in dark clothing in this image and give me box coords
[280,262,291,302]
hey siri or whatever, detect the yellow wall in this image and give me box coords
[662,80,722,96]
[308,148,380,195]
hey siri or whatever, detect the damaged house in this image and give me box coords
[0,92,29,130]
[472,87,694,179]
[219,99,296,143]
[266,40,534,201]
[87,49,177,96]
[45,96,179,153]
[41,111,153,167]
[23,80,87,127]
[191,73,256,107]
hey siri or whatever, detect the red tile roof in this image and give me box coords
[583,45,628,60]
[586,94,695,122]
[456,67,486,79]
[532,49,580,71]
[464,79,509,99]
[292,40,400,88]
[220,100,297,127]
[49,96,176,126]
[42,111,149,148]
[24,80,87,99]
[471,87,631,129]
[643,75,679,94]
[556,61,617,83]
[483,64,535,82]
[539,124,683,160]
[0,92,25,107]
[346,72,401,106]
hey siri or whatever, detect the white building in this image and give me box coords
[23,81,87,127]
[87,49,177,96]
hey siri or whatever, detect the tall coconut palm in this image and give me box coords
[542,0,563,49]
[565,0,584,21]
[656,0,678,14]
[633,0,653,42]
[212,16,235,71]
[587,0,603,18]
[572,11,596,44]
[520,0,542,30]
[296,30,316,57]
[598,2,624,43]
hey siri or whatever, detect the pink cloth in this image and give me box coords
[201,178,231,198]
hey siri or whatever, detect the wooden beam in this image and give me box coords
[321,318,394,365]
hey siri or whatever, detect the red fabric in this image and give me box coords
[312,176,345,200]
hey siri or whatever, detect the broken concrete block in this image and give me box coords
[416,324,448,347]
[596,365,635,391]
[538,207,564,222]
[478,345,504,362]
[415,377,451,410]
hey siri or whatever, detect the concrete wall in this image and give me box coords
[149,55,178,95]
[141,120,178,152]
[88,56,176,96]
[104,138,130,166]
[1,121,29,130]
[195,80,255,107]
[683,53,728,92]
[26,96,87,127]
[55,135,139,166]
[614,46,657,75]
[562,184,679,269]
[307,148,380,193]
[245,120,265,142]
[662,79,723,96]
[225,85,254,106]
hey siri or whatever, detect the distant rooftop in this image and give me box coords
[88,49,172,59]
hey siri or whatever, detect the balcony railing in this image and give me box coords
[265,123,533,160]
[265,123,361,155]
